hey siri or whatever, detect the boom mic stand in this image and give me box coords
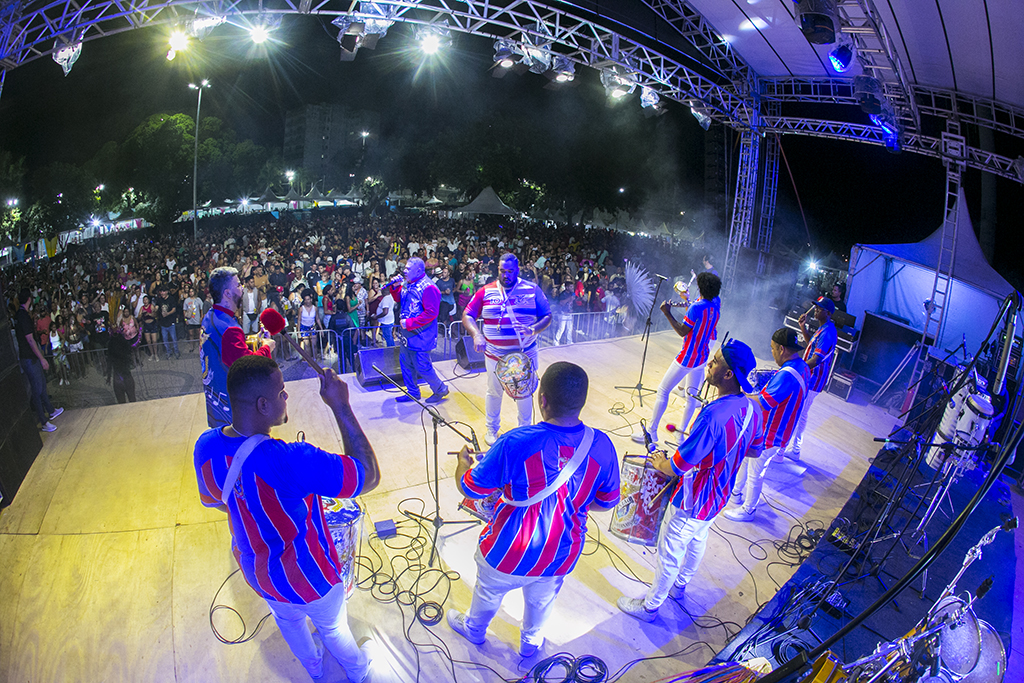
[615,273,667,407]
[373,364,480,567]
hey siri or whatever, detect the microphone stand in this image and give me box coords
[372,364,479,567]
[615,274,667,407]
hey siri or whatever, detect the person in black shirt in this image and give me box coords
[158,288,181,360]
[15,289,63,432]
[107,315,140,403]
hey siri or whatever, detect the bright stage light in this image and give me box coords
[552,56,575,82]
[251,25,270,43]
[600,63,637,100]
[421,33,441,54]
[640,87,660,109]
[828,42,855,73]
[167,30,189,60]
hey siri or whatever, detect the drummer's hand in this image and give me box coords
[318,368,350,410]
[650,449,675,476]
[798,312,807,325]
[690,269,697,279]
[456,445,475,470]
[660,301,672,314]
[473,333,486,352]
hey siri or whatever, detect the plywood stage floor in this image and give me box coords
[2,330,1016,682]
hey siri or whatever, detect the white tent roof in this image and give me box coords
[686,0,1024,110]
[857,188,1014,300]
[454,186,515,215]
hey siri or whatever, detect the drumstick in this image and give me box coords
[260,308,324,375]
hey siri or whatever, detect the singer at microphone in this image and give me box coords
[385,257,450,404]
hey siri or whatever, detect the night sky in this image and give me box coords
[1,17,1021,286]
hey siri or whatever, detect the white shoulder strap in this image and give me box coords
[502,427,595,508]
[779,365,807,396]
[220,434,270,506]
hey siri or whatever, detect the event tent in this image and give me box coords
[846,189,1016,355]
[454,186,516,215]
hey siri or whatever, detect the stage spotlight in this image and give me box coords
[600,66,636,99]
[53,39,82,76]
[251,25,270,43]
[493,39,517,69]
[640,87,660,109]
[551,56,575,82]
[187,15,225,41]
[828,42,855,73]
[417,25,451,55]
[854,75,883,114]
[794,0,838,44]
[167,30,188,60]
[520,23,552,74]
[691,106,712,131]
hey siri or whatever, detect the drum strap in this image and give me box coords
[682,400,753,512]
[502,427,595,508]
[220,434,270,506]
[779,365,807,396]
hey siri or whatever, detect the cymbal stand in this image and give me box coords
[932,516,1018,610]
[372,364,480,567]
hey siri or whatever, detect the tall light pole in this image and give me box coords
[189,79,210,240]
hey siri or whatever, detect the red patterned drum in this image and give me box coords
[460,491,502,523]
[322,497,363,597]
[609,455,676,546]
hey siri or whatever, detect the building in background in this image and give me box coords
[283,104,379,193]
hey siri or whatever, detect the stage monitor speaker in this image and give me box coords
[456,337,485,371]
[355,346,405,387]
[0,370,42,508]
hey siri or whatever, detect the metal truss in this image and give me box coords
[756,131,779,256]
[639,0,753,89]
[761,116,1024,183]
[723,129,760,290]
[761,78,1024,140]
[836,0,920,130]
[0,0,756,125]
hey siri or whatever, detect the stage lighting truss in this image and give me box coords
[52,35,82,75]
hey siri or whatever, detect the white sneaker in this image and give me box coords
[484,430,499,446]
[723,507,755,523]
[49,407,64,419]
[617,596,658,622]
[41,422,57,432]
[630,429,649,444]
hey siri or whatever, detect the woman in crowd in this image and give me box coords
[297,289,322,360]
[139,295,160,359]
[106,314,141,404]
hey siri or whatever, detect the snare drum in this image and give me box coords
[322,497,363,598]
[928,594,982,675]
[608,455,675,546]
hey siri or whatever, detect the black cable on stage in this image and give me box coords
[208,568,275,645]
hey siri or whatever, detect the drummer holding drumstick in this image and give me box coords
[618,340,763,622]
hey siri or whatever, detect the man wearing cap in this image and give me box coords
[618,340,764,622]
[385,257,449,404]
[780,296,838,461]
[725,328,809,522]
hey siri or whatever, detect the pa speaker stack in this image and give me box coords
[456,337,486,371]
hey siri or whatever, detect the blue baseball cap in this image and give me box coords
[721,339,756,393]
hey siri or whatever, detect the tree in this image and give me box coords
[359,176,388,216]
[0,149,26,241]
[24,162,94,239]
[118,113,194,226]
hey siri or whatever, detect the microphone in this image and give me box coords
[654,273,668,280]
[975,577,993,601]
[259,309,324,375]
[470,428,481,454]
[640,419,654,454]
[1002,516,1019,532]
[994,296,1018,395]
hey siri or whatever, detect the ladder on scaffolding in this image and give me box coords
[899,121,965,414]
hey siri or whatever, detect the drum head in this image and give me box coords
[966,393,994,417]
[960,620,1006,683]
[929,595,982,675]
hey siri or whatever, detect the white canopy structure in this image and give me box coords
[454,186,515,215]
[847,189,1016,354]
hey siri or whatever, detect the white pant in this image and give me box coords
[786,390,819,455]
[553,315,573,345]
[648,360,705,438]
[733,445,782,513]
[644,503,715,610]
[264,581,367,680]
[464,549,565,647]
[242,312,259,334]
[485,347,538,435]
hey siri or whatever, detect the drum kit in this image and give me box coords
[811,518,1015,683]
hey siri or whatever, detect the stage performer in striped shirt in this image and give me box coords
[463,253,552,445]
[194,355,380,682]
[782,296,837,461]
[618,339,763,622]
[385,256,450,403]
[447,361,620,658]
[725,327,809,522]
[632,271,721,448]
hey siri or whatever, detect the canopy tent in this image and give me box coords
[454,186,516,215]
[846,189,1016,355]
[304,186,329,203]
[425,196,444,205]
[256,186,282,204]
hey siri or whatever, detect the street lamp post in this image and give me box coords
[189,79,210,240]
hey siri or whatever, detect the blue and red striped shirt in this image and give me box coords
[803,320,837,393]
[464,280,551,360]
[757,358,810,448]
[461,422,620,577]
[669,394,765,520]
[194,428,365,604]
[675,297,721,368]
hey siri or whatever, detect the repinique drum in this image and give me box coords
[322,497,363,598]
[960,619,1005,683]
[608,455,675,546]
[459,491,502,523]
[926,392,993,469]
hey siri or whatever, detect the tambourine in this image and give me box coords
[495,351,538,400]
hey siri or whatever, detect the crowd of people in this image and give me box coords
[3,209,704,418]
